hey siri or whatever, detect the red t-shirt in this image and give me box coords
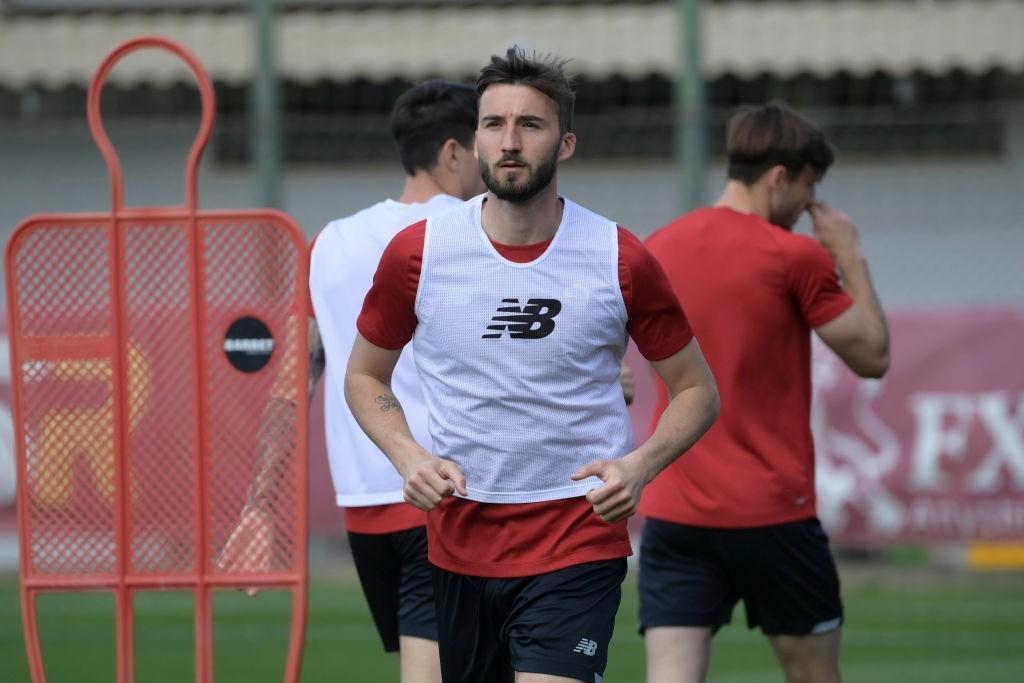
[640,207,853,528]
[356,217,692,577]
[343,503,426,534]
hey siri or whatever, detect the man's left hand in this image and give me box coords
[570,457,649,523]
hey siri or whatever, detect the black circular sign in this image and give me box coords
[224,316,275,373]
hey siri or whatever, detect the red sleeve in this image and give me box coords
[355,221,424,349]
[618,226,693,361]
[785,236,854,328]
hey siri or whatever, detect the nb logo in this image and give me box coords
[572,638,598,657]
[482,298,562,340]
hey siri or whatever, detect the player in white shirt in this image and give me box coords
[221,79,484,683]
[311,80,485,683]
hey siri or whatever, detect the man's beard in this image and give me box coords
[480,147,559,203]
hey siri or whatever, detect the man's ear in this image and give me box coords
[558,132,577,162]
[765,165,789,189]
[437,138,461,172]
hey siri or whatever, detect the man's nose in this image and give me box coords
[501,126,521,152]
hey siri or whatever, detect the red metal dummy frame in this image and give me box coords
[5,36,309,682]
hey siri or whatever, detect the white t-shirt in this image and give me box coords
[310,194,463,506]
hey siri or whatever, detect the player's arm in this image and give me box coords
[573,339,719,523]
[344,334,466,510]
[218,316,323,585]
[306,317,326,397]
[243,316,324,513]
[642,339,719,468]
[808,202,890,378]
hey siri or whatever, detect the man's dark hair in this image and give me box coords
[725,102,835,184]
[477,45,576,135]
[391,79,478,175]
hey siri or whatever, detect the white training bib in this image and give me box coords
[413,195,634,503]
[311,194,463,506]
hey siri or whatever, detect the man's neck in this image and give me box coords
[397,171,452,204]
[714,180,771,222]
[480,185,563,246]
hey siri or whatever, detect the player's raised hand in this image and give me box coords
[808,201,861,260]
[402,454,468,511]
[571,458,647,523]
[217,505,274,596]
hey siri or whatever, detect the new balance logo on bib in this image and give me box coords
[482,298,561,339]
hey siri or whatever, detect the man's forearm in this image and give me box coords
[344,372,429,478]
[245,396,298,512]
[307,318,326,399]
[245,317,322,512]
[809,202,890,360]
[625,382,719,484]
[835,248,889,352]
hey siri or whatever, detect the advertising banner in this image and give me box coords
[3,308,1022,545]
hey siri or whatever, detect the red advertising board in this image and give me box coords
[810,308,1024,544]
[3,307,1023,545]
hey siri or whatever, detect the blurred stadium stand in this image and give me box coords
[3,0,1022,307]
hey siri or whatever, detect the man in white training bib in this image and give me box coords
[345,47,720,683]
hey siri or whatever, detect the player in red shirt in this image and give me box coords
[346,47,719,683]
[639,103,890,683]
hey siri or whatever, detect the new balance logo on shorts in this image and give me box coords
[572,638,598,656]
[482,298,562,339]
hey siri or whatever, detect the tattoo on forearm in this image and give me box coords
[375,393,402,412]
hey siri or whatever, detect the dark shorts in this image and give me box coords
[638,517,843,637]
[347,526,437,652]
[432,559,627,683]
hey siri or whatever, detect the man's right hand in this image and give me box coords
[400,454,468,511]
[808,201,861,262]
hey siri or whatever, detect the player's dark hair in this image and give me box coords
[477,45,576,135]
[390,79,478,176]
[726,102,835,184]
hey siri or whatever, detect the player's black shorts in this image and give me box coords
[432,559,627,683]
[638,517,843,637]
[347,526,437,652]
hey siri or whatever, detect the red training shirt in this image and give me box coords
[356,216,692,577]
[343,503,426,535]
[640,206,854,528]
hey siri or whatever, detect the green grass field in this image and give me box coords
[1,568,1022,682]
